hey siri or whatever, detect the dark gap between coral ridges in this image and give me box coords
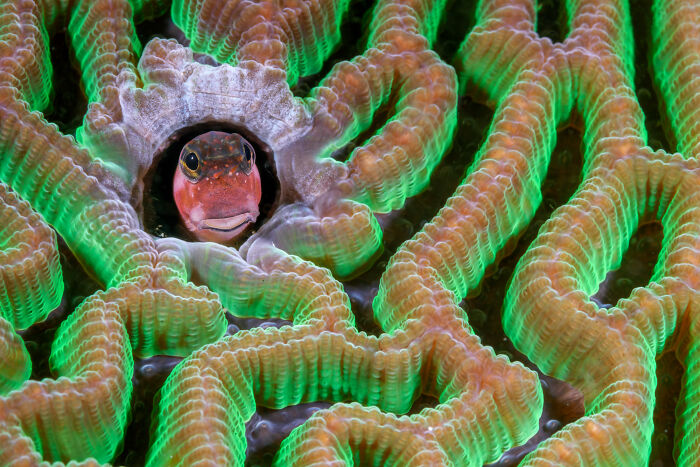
[535,0,567,43]
[629,0,674,153]
[434,0,478,63]
[591,221,663,308]
[485,372,584,467]
[135,11,186,46]
[329,92,399,163]
[651,350,683,466]
[44,31,87,135]
[225,312,292,335]
[19,237,101,381]
[248,402,332,467]
[290,0,376,97]
[114,355,182,466]
[143,122,280,246]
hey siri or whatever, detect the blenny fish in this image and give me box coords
[173,131,262,242]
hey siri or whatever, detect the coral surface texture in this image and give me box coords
[0,0,697,465]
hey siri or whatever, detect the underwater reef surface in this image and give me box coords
[0,0,695,465]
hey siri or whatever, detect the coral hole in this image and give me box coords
[142,122,280,244]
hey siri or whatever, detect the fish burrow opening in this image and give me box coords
[142,122,281,246]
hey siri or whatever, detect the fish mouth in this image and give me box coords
[200,212,256,233]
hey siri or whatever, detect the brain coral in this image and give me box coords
[0,0,698,466]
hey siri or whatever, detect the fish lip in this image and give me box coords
[200,212,256,232]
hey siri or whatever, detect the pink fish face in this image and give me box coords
[173,131,262,243]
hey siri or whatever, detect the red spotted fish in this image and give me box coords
[173,131,262,242]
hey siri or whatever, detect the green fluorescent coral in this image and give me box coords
[0,0,698,465]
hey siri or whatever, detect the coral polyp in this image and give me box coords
[0,0,697,465]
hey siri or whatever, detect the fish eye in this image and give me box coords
[242,143,254,164]
[184,152,199,171]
